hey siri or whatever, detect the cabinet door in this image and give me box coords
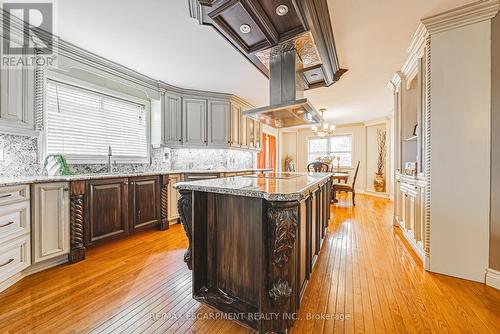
[240,115,248,148]
[183,98,207,146]
[230,103,241,147]
[0,46,35,135]
[246,118,255,148]
[254,121,262,149]
[32,182,70,263]
[130,176,161,230]
[168,174,181,221]
[87,178,129,245]
[163,93,182,145]
[208,100,229,147]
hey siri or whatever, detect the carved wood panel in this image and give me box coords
[178,189,193,269]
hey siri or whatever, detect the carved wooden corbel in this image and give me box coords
[178,189,193,269]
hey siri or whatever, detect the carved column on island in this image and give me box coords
[177,189,193,269]
[159,175,169,231]
[68,180,86,263]
[262,200,300,333]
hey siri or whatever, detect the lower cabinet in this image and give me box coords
[168,174,182,223]
[86,178,129,245]
[32,182,70,263]
[129,176,161,231]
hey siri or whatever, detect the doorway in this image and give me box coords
[257,133,276,171]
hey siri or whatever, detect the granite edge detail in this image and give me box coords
[0,169,272,187]
[174,174,332,202]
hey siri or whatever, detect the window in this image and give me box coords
[308,135,353,167]
[45,80,149,163]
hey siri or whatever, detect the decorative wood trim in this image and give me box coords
[178,189,193,269]
[423,37,432,266]
[268,204,299,268]
[422,0,500,35]
[160,183,169,230]
[34,49,45,132]
[268,279,292,305]
[486,268,500,290]
[68,194,85,263]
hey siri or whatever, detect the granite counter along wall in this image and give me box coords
[0,134,256,177]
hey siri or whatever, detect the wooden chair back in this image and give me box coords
[307,161,329,172]
[351,161,360,188]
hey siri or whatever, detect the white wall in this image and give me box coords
[430,21,491,282]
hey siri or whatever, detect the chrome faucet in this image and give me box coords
[107,146,113,173]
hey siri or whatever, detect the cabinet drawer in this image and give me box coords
[0,235,30,282]
[0,185,30,205]
[0,201,30,243]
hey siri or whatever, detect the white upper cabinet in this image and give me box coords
[183,98,207,146]
[0,42,37,136]
[162,92,183,146]
[207,100,229,147]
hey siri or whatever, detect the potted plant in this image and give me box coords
[374,129,387,192]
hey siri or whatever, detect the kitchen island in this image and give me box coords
[174,172,333,333]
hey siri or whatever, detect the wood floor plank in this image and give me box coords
[0,195,499,334]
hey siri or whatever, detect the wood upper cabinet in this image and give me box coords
[254,120,262,149]
[86,178,129,245]
[230,102,241,147]
[207,100,230,146]
[183,98,207,146]
[162,92,182,145]
[129,176,161,231]
[246,117,255,148]
[32,182,70,263]
[0,43,36,135]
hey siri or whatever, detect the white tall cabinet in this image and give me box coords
[32,183,70,263]
[390,0,499,282]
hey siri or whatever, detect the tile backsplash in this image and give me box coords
[0,134,256,177]
[0,134,42,177]
[171,148,255,170]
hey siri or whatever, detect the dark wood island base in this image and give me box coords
[176,173,332,333]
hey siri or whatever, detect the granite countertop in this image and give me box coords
[0,168,271,187]
[174,172,332,201]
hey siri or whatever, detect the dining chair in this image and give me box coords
[332,161,360,206]
[307,161,329,172]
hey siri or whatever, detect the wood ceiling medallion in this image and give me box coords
[189,0,347,88]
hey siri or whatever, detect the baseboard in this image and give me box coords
[0,272,24,294]
[363,190,391,199]
[486,268,500,290]
[23,255,69,276]
[0,255,69,294]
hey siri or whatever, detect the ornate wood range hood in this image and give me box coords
[189,0,347,128]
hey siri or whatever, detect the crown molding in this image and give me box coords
[422,0,500,35]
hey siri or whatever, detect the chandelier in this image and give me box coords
[311,108,336,137]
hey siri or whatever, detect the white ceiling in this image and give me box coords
[56,0,474,125]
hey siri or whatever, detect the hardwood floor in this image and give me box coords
[0,194,499,333]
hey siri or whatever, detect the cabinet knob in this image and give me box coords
[63,188,69,192]
[178,139,181,142]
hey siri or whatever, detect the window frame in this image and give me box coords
[307,133,354,168]
[41,72,151,165]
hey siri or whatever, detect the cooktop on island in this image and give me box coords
[243,172,303,179]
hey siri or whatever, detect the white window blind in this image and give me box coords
[46,80,148,162]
